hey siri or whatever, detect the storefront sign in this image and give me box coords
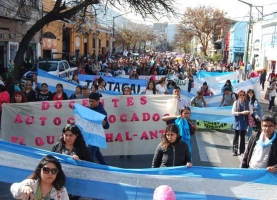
[233,47,244,52]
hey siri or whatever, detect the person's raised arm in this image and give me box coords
[162,115,178,122]
[220,96,224,107]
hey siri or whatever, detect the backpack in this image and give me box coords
[224,92,238,100]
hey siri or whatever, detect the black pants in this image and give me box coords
[233,130,246,154]
[260,80,265,90]
[269,96,275,111]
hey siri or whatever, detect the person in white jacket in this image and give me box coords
[10,155,69,200]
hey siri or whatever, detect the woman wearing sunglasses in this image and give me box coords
[22,80,37,102]
[231,90,253,156]
[10,155,69,200]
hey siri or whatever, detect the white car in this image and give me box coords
[21,59,77,87]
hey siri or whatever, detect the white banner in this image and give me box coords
[118,75,165,81]
[1,96,177,156]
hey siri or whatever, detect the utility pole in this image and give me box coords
[238,0,263,79]
[245,4,252,79]
[112,12,131,54]
[238,0,252,80]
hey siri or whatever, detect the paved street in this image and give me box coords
[0,83,273,199]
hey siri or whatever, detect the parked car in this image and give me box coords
[21,59,77,87]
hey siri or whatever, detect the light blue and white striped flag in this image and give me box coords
[0,141,276,200]
[73,103,107,148]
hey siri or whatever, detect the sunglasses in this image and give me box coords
[64,124,76,131]
[42,167,59,175]
[25,84,31,86]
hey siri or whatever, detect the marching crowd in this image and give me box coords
[2,52,277,200]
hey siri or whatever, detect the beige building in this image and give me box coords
[42,0,112,60]
[0,0,42,70]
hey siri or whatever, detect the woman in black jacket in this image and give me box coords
[52,124,93,200]
[22,80,37,102]
[52,124,93,162]
[152,124,192,168]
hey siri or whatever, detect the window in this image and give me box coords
[59,62,65,72]
[106,40,109,48]
[99,39,101,48]
[63,61,70,70]
[43,32,56,39]
[39,62,58,72]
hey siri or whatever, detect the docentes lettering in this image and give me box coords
[40,96,147,110]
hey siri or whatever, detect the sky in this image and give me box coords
[110,0,277,24]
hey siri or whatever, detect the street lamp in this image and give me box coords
[112,12,131,53]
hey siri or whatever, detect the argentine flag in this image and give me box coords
[73,103,107,149]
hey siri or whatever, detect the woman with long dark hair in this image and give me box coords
[156,77,168,95]
[71,74,80,84]
[231,90,253,156]
[143,81,157,95]
[52,83,68,100]
[52,124,93,162]
[52,124,93,200]
[152,124,192,168]
[166,79,176,94]
[246,89,263,139]
[10,155,69,200]
[37,83,53,101]
[221,80,233,94]
[162,106,197,158]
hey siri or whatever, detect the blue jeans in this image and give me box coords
[269,96,275,111]
[88,145,107,165]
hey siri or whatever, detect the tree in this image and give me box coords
[178,5,229,56]
[172,29,194,52]
[117,22,156,52]
[4,0,175,80]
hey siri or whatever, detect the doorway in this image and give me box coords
[62,28,70,52]
[43,50,51,59]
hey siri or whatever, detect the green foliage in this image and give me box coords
[213,53,223,62]
[204,53,223,62]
